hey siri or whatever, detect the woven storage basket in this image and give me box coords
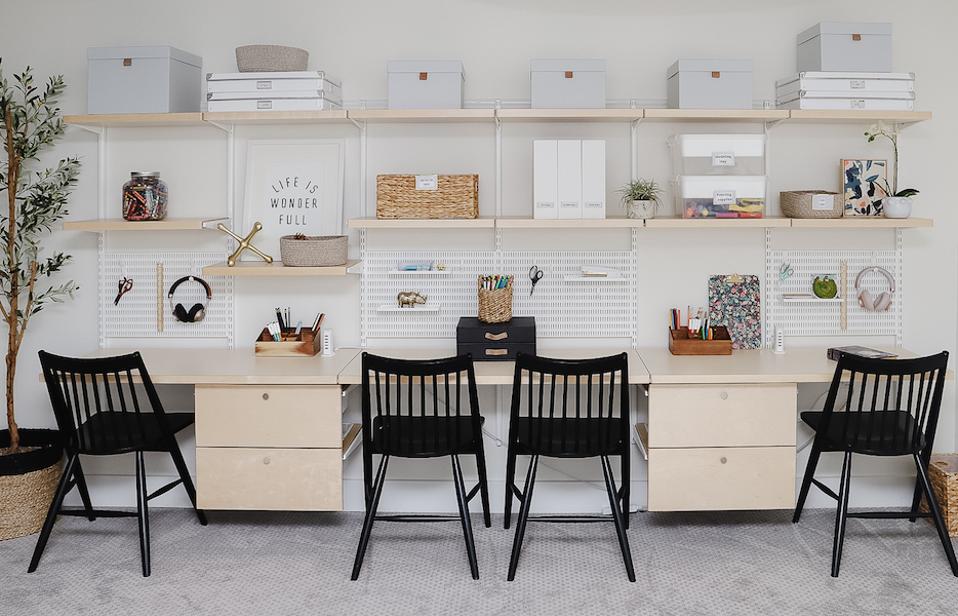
[780,190,841,219]
[920,454,958,537]
[279,235,347,267]
[377,174,479,219]
[0,462,61,540]
[477,279,513,324]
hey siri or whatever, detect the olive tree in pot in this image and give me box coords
[1,62,79,541]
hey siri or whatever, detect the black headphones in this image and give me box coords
[168,276,212,323]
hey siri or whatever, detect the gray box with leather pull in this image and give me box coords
[797,22,892,73]
[530,59,606,109]
[87,46,202,114]
[667,59,753,109]
[457,317,536,362]
[387,60,463,109]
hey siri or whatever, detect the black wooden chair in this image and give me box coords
[504,352,635,582]
[793,351,958,577]
[33,351,207,577]
[351,352,491,580]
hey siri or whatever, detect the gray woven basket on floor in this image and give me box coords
[280,235,348,267]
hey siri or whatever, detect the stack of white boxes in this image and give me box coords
[206,71,342,112]
[776,22,915,111]
[533,140,606,219]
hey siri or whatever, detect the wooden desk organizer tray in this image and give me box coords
[254,327,321,357]
[669,326,733,356]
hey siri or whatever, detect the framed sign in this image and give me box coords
[242,139,345,258]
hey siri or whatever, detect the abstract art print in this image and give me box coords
[842,159,887,216]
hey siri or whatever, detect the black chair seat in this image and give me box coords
[800,410,923,456]
[74,412,196,455]
[370,415,484,457]
[512,417,624,457]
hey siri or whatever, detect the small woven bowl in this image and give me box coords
[280,235,347,267]
[235,45,309,72]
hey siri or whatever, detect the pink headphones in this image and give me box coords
[855,266,895,312]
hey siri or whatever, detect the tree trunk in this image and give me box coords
[4,108,20,452]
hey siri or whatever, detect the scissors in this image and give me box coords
[778,261,794,282]
[528,265,544,296]
[114,277,134,305]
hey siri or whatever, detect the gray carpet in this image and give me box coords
[1,508,956,615]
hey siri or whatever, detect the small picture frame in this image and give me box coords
[841,159,887,217]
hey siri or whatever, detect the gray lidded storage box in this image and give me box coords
[87,46,202,114]
[667,59,752,109]
[797,22,892,73]
[387,61,463,109]
[530,59,606,109]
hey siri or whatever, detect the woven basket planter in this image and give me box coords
[920,454,958,537]
[377,174,479,219]
[1,429,63,541]
[478,279,513,324]
[279,235,348,267]
[780,190,841,219]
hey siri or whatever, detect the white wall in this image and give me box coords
[2,0,956,513]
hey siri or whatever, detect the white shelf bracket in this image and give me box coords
[495,99,502,218]
[629,118,643,182]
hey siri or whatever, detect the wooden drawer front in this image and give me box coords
[648,446,796,512]
[195,385,340,448]
[196,447,342,511]
[649,384,796,448]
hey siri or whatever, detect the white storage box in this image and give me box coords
[556,140,582,219]
[581,140,606,219]
[87,46,202,114]
[775,72,914,98]
[676,175,766,219]
[207,71,341,102]
[530,59,606,109]
[670,134,766,176]
[533,140,558,219]
[387,61,463,109]
[797,22,892,72]
[776,91,914,111]
[206,95,341,112]
[667,60,753,109]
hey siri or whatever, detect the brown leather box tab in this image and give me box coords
[564,70,574,79]
[711,71,721,79]
[123,58,132,67]
[419,72,428,80]
[852,33,862,41]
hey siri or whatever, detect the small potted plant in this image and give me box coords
[1,62,80,540]
[865,123,919,218]
[619,178,662,220]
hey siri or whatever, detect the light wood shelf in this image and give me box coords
[496,108,644,122]
[63,218,224,232]
[786,110,932,123]
[496,217,644,229]
[202,259,360,277]
[644,109,789,122]
[342,423,362,460]
[645,217,792,229]
[789,217,933,229]
[377,304,441,313]
[203,110,348,124]
[349,109,494,122]
[348,217,496,229]
[64,113,206,127]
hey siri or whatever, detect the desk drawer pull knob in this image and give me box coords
[263,456,271,465]
[262,393,270,401]
[485,348,509,356]
[719,391,728,400]
[720,456,728,464]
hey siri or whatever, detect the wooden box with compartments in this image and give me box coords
[456,316,536,362]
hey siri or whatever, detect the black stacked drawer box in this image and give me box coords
[456,317,536,361]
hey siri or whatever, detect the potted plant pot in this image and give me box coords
[1,428,63,541]
[883,196,913,219]
[628,200,657,220]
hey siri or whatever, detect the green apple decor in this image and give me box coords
[813,275,839,299]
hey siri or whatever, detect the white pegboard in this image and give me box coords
[101,250,233,343]
[765,248,901,346]
[361,249,635,340]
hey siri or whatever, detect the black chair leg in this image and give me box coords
[71,457,96,522]
[451,455,480,579]
[167,437,207,526]
[474,441,492,529]
[908,476,924,523]
[362,443,373,509]
[620,453,631,530]
[503,449,517,530]
[507,454,539,581]
[602,455,636,582]
[135,451,151,577]
[913,454,958,576]
[28,452,78,573]
[831,451,852,578]
[351,454,389,580]
[793,438,823,523]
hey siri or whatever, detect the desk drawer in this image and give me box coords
[648,446,796,511]
[648,384,796,448]
[195,385,341,448]
[196,447,342,511]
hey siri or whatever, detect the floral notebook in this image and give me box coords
[708,274,761,350]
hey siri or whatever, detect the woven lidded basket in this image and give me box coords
[377,174,479,219]
[477,278,513,324]
[920,454,958,537]
[780,190,841,219]
[280,235,348,267]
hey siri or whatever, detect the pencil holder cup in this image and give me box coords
[477,278,513,324]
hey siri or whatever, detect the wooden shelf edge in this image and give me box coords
[202,259,361,277]
[347,217,495,229]
[64,112,205,127]
[203,110,348,124]
[63,217,226,232]
[789,217,933,229]
[645,217,791,229]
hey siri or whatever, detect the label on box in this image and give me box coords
[849,79,866,90]
[711,151,736,167]
[812,194,834,211]
[851,99,866,109]
[559,201,579,211]
[256,100,273,110]
[256,80,273,90]
[713,190,736,206]
[415,175,438,191]
[583,201,603,211]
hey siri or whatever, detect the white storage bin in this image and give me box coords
[206,95,341,113]
[667,60,752,109]
[670,134,766,176]
[387,61,463,109]
[797,22,892,72]
[676,176,766,219]
[207,71,341,103]
[530,59,606,108]
[775,72,914,98]
[87,46,202,114]
[776,91,914,111]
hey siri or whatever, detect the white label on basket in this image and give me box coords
[850,99,866,109]
[256,100,273,110]
[812,194,834,211]
[256,80,273,90]
[713,190,736,206]
[712,151,736,167]
[415,175,438,191]
[849,79,866,90]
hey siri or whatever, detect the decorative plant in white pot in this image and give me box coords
[865,123,919,219]
[1,61,80,540]
[619,178,662,219]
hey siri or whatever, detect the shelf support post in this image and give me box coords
[629,118,642,182]
[495,99,502,218]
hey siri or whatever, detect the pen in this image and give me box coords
[294,321,302,336]
[275,308,286,331]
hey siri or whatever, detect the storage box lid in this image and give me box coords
[797,22,892,44]
[457,316,536,343]
[667,59,752,78]
[530,59,607,73]
[387,60,464,76]
[679,175,767,197]
[87,45,202,68]
[673,134,766,158]
[775,72,914,88]
[207,70,339,86]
